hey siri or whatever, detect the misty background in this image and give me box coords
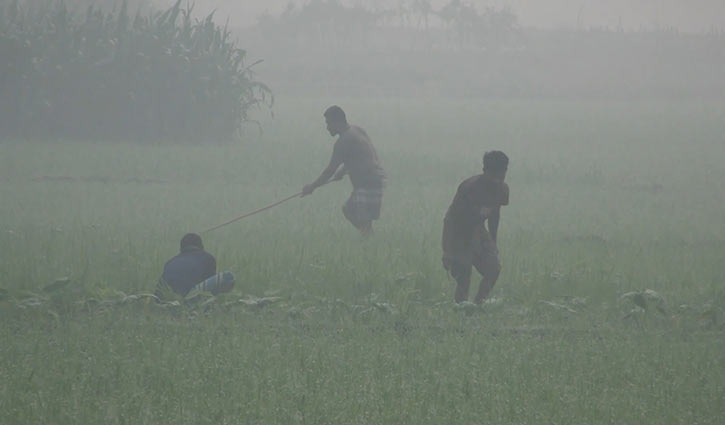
[142,0,725,99]
[225,0,725,100]
[96,0,725,32]
[3,0,723,141]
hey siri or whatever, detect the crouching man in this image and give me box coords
[442,151,509,304]
[155,233,235,299]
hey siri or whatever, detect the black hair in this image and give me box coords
[324,105,347,123]
[180,233,203,251]
[483,150,509,173]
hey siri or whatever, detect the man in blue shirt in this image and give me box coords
[158,233,218,297]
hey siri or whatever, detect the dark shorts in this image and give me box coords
[343,187,383,223]
[442,224,501,279]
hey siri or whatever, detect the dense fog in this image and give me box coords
[135,0,725,32]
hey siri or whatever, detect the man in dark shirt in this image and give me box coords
[442,151,509,304]
[159,233,217,297]
[302,105,386,236]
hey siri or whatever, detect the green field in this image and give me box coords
[1,97,725,424]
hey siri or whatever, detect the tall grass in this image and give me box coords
[0,0,271,143]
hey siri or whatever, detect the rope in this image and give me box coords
[201,179,336,234]
[201,191,302,234]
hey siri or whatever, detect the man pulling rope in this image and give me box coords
[302,106,386,237]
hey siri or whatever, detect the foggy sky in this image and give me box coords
[147,0,725,32]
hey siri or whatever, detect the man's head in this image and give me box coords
[180,233,204,252]
[324,105,349,136]
[483,150,509,180]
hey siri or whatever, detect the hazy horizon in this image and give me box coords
[142,0,725,33]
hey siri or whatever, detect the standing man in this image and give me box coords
[442,151,509,304]
[302,106,386,236]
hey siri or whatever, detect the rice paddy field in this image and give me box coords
[1,97,725,424]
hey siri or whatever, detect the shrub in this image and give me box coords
[0,0,272,143]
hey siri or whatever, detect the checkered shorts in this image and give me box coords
[343,187,383,223]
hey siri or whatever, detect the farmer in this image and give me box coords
[302,106,386,236]
[442,151,509,304]
[156,233,234,298]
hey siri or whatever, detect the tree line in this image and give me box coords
[255,0,522,49]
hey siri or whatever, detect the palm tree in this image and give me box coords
[437,0,479,48]
[410,0,432,32]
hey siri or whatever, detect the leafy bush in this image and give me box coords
[0,0,271,143]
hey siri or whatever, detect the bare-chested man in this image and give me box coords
[442,151,509,304]
[302,106,386,236]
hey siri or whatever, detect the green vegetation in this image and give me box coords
[0,0,270,142]
[1,98,725,424]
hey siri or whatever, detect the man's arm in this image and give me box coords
[332,165,347,181]
[488,206,501,243]
[488,182,508,242]
[302,149,343,196]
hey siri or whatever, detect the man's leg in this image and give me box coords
[359,221,373,237]
[472,239,501,304]
[447,261,473,303]
[342,201,367,231]
[191,271,236,295]
[364,188,382,237]
[473,262,501,304]
[343,192,375,236]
